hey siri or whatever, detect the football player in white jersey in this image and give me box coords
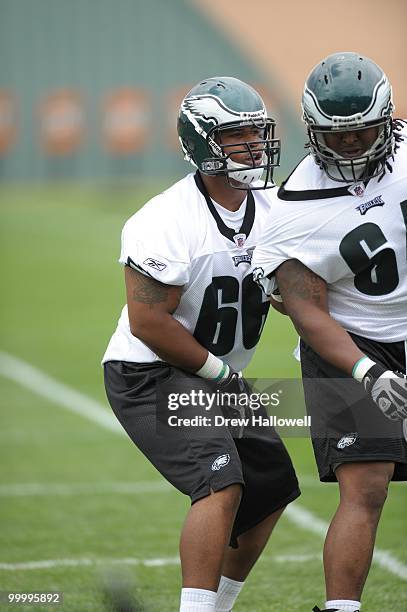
[103,77,300,612]
[253,53,407,612]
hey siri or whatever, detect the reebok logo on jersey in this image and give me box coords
[356,195,385,215]
[211,454,230,471]
[143,258,167,271]
[337,432,358,449]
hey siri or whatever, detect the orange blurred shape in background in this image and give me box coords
[0,91,18,155]
[39,90,85,156]
[103,89,150,155]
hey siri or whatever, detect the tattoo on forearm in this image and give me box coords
[277,260,324,306]
[131,272,168,305]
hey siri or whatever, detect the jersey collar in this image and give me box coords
[194,171,255,243]
[278,156,370,201]
[278,182,359,201]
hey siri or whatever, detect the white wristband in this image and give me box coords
[352,356,376,383]
[195,352,230,380]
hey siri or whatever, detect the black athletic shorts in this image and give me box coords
[104,360,300,547]
[300,332,407,482]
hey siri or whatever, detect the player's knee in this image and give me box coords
[339,465,391,513]
[211,483,242,514]
[357,480,389,513]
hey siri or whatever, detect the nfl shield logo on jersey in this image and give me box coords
[233,233,246,248]
[348,182,365,197]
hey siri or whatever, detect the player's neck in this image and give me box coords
[200,174,247,212]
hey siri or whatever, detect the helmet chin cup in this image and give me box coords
[226,159,264,185]
[199,155,269,188]
[321,159,366,182]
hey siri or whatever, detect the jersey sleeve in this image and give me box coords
[119,198,191,286]
[252,204,347,292]
[252,234,291,296]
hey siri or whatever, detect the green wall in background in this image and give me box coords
[0,0,304,182]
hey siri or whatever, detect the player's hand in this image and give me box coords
[216,368,250,395]
[216,368,251,438]
[362,362,407,421]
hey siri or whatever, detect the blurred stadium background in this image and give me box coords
[0,1,406,610]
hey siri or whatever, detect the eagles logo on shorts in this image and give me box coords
[337,433,358,450]
[211,454,231,471]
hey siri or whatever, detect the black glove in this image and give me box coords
[216,368,251,438]
[216,367,250,395]
[362,362,407,421]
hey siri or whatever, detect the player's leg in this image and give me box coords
[301,335,407,611]
[324,461,394,601]
[215,426,300,610]
[213,508,285,612]
[104,361,247,610]
[221,505,285,580]
[180,484,242,590]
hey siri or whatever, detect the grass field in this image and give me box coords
[0,183,406,611]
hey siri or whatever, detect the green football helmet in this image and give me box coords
[177,76,280,189]
[302,52,394,182]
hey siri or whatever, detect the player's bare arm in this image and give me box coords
[128,268,172,307]
[269,297,287,316]
[125,266,208,372]
[275,259,365,375]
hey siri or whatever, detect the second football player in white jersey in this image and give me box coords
[253,53,407,612]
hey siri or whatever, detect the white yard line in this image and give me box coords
[1,350,406,581]
[0,351,123,435]
[0,554,321,571]
[372,550,407,581]
[0,478,334,497]
[284,505,407,581]
[0,557,180,571]
[0,481,172,496]
[0,477,337,497]
[0,478,403,497]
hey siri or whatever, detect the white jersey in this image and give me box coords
[102,172,272,371]
[252,122,407,343]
